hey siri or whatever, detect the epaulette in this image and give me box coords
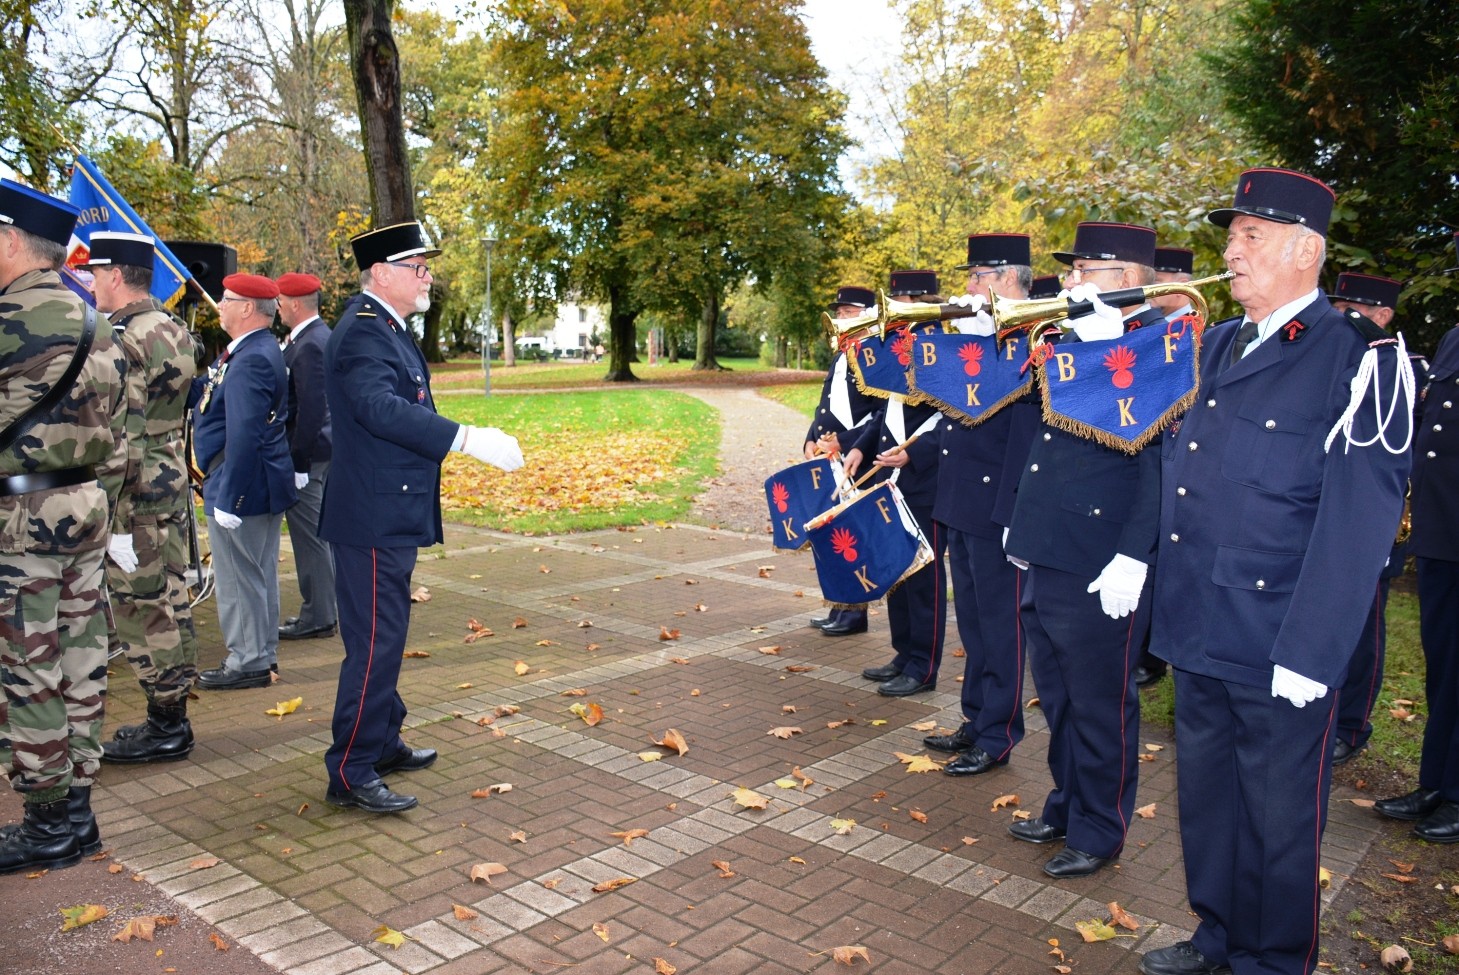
[356,311,377,318]
[1343,307,1395,347]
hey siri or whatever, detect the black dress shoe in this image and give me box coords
[821,618,868,636]
[808,616,833,628]
[1043,846,1109,878]
[924,728,973,753]
[944,746,1008,777]
[1331,738,1366,766]
[325,779,418,813]
[279,620,337,640]
[375,747,438,776]
[862,662,901,682]
[1139,941,1232,975]
[197,666,271,690]
[1133,663,1167,688]
[1008,817,1066,845]
[1374,787,1443,821]
[878,673,935,697]
[283,615,300,626]
[1413,801,1459,843]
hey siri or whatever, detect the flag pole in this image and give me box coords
[804,434,922,532]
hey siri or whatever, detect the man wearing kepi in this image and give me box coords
[77,232,202,763]
[275,271,336,642]
[1141,169,1411,975]
[0,180,126,872]
[322,221,523,814]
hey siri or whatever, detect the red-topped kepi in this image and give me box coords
[956,232,1031,270]
[223,272,280,299]
[1029,274,1062,299]
[1052,222,1157,267]
[1333,272,1401,309]
[1153,246,1194,275]
[888,269,939,298]
[828,285,875,310]
[1208,167,1336,236]
[275,272,322,296]
[349,221,441,270]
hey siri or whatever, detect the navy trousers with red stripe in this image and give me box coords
[1417,557,1459,801]
[1175,670,1337,975]
[325,543,417,792]
[945,526,1025,760]
[1335,578,1391,750]
[885,503,947,685]
[1022,564,1144,859]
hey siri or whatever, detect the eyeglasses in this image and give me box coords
[966,270,1003,282]
[386,261,432,279]
[219,295,252,304]
[1068,265,1125,278]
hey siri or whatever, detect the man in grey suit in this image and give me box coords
[275,272,336,641]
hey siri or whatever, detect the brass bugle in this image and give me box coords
[824,288,978,351]
[989,272,1235,342]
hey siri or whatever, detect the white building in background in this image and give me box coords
[518,299,607,357]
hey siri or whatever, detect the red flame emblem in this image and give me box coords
[771,481,789,513]
[1103,344,1136,389]
[1244,179,1253,194]
[958,341,983,376]
[892,332,915,366]
[830,526,859,562]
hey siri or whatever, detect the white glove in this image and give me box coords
[108,533,139,573]
[949,294,995,336]
[1271,664,1328,708]
[213,510,242,531]
[294,472,310,490]
[458,425,524,472]
[1003,526,1029,570]
[1087,553,1147,619]
[1063,284,1124,342]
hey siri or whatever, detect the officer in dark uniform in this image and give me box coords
[1141,169,1410,975]
[844,270,948,697]
[320,222,523,814]
[1375,231,1459,843]
[1004,222,1166,879]
[1328,272,1415,766]
[923,234,1039,776]
[805,286,880,637]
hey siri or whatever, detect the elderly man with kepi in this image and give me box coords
[275,271,336,642]
[192,273,298,690]
[0,180,126,872]
[321,221,523,814]
[77,231,202,763]
[1141,169,1411,975]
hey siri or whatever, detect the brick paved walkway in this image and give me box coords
[63,521,1382,975]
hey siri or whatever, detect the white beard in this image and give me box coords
[414,294,431,313]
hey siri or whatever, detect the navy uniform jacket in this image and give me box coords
[283,317,333,473]
[1005,308,1166,576]
[1410,325,1459,561]
[191,328,296,517]
[319,293,458,549]
[848,399,944,508]
[932,399,1040,538]
[1152,297,1410,688]
[806,351,881,444]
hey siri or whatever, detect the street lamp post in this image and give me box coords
[481,236,497,396]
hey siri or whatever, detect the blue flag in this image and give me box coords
[906,331,1034,425]
[66,155,191,306]
[1038,318,1201,453]
[764,457,843,552]
[846,325,915,400]
[804,481,932,606]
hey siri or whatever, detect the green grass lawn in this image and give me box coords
[431,355,775,391]
[758,382,822,418]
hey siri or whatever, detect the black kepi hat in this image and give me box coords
[956,233,1031,270]
[888,269,939,298]
[1029,275,1062,299]
[1333,272,1401,309]
[0,178,80,246]
[1153,246,1194,275]
[828,285,875,310]
[1052,222,1157,267]
[1208,167,1335,236]
[77,231,154,269]
[350,221,442,270]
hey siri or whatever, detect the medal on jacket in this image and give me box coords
[199,362,228,414]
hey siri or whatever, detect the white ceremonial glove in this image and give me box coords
[1087,553,1148,619]
[1271,664,1329,709]
[108,533,139,573]
[949,293,996,337]
[1063,284,1124,342]
[458,425,525,472]
[294,472,310,490]
[213,510,243,531]
[1003,526,1029,571]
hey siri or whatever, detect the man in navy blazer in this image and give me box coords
[1141,170,1411,975]
[319,222,523,815]
[193,273,298,690]
[275,272,336,641]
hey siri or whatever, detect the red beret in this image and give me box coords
[223,273,280,300]
[275,272,322,297]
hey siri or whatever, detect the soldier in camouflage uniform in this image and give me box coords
[79,232,201,764]
[0,179,127,874]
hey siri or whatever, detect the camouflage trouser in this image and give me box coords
[0,547,108,801]
[106,508,199,705]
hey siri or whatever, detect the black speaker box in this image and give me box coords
[164,240,237,303]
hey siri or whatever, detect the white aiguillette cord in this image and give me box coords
[1324,333,1416,455]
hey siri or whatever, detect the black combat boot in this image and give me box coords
[67,785,102,856]
[102,701,193,763]
[0,799,82,874]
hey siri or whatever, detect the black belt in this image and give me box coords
[0,466,97,498]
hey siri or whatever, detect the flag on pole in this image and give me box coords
[66,155,191,306]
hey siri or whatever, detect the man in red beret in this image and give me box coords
[191,273,297,689]
[275,272,336,642]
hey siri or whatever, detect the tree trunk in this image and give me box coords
[692,291,724,371]
[344,0,414,224]
[502,308,517,367]
[775,336,788,368]
[420,294,444,362]
[603,281,639,382]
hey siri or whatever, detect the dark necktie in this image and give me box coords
[1230,319,1259,364]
